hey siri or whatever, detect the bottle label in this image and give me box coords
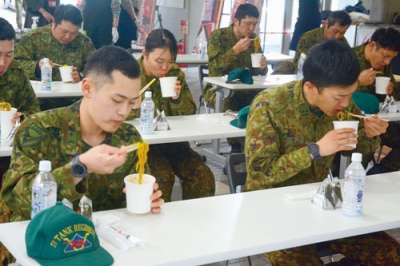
[41,70,52,91]
[342,176,364,216]
[31,185,57,218]
[140,107,154,134]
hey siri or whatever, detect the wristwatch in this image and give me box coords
[71,153,89,178]
[307,142,321,160]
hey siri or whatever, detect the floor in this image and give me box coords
[1,7,400,265]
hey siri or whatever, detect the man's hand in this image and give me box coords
[79,144,128,174]
[112,27,119,43]
[364,115,388,138]
[232,37,250,55]
[71,66,81,83]
[358,68,376,86]
[386,82,394,95]
[260,56,267,70]
[316,128,357,157]
[171,80,181,100]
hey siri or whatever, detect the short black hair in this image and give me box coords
[0,17,15,41]
[234,3,259,20]
[85,46,140,87]
[145,28,178,61]
[54,4,82,27]
[326,10,352,28]
[303,40,359,92]
[371,27,400,52]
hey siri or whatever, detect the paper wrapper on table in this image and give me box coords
[312,177,343,210]
[380,95,399,113]
[154,109,170,131]
[79,195,93,221]
[0,107,17,147]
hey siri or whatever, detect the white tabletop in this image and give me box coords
[374,101,400,122]
[0,113,243,157]
[265,52,294,63]
[30,81,83,98]
[1,172,399,266]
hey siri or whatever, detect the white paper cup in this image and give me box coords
[333,120,359,148]
[160,76,177,97]
[251,53,262,68]
[124,174,155,214]
[59,66,73,83]
[0,107,17,147]
[375,77,390,94]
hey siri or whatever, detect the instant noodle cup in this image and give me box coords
[251,53,262,68]
[124,174,155,214]
[333,120,359,148]
[59,65,73,82]
[160,76,177,97]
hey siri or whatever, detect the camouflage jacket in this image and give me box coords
[294,27,349,67]
[0,59,40,116]
[14,24,95,81]
[353,43,398,101]
[245,81,380,191]
[205,24,268,94]
[0,100,148,222]
[129,56,196,119]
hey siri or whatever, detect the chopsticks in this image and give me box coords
[104,143,139,160]
[53,63,63,67]
[350,113,389,122]
[139,78,156,95]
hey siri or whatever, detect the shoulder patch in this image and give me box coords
[19,123,46,148]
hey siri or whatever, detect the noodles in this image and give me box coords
[0,102,11,111]
[254,36,260,53]
[135,141,149,184]
[337,111,354,121]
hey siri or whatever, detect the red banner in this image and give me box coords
[137,0,156,47]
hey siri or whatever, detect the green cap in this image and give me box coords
[25,202,113,266]
[352,91,380,114]
[230,105,250,128]
[227,68,253,84]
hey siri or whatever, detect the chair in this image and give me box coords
[224,153,252,265]
[225,153,335,264]
[197,64,213,114]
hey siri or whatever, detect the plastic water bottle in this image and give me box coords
[140,91,154,135]
[41,58,52,91]
[31,160,57,219]
[198,39,206,60]
[342,153,366,217]
[297,53,306,80]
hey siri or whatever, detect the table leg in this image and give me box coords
[339,154,350,179]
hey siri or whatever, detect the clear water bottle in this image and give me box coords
[41,58,52,91]
[31,160,57,219]
[342,153,366,217]
[140,91,155,135]
[198,39,206,60]
[297,53,306,80]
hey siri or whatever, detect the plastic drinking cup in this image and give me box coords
[59,66,73,83]
[333,120,359,148]
[160,76,177,97]
[251,53,262,68]
[124,174,155,214]
[375,77,390,95]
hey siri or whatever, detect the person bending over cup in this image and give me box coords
[0,46,164,228]
[132,28,215,202]
[246,40,399,265]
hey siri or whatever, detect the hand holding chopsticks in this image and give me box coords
[139,78,156,95]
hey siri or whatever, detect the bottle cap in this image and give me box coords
[351,153,362,162]
[43,58,49,64]
[145,91,152,98]
[39,160,52,172]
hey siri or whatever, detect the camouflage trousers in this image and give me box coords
[147,142,215,202]
[204,88,259,145]
[265,231,400,265]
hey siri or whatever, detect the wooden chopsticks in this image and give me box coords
[139,78,156,95]
[105,143,139,160]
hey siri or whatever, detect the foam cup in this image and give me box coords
[124,174,155,214]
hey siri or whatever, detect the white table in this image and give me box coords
[204,75,298,112]
[1,172,399,266]
[30,81,82,98]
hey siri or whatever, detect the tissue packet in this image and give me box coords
[78,195,93,221]
[312,177,343,210]
[154,109,170,131]
[381,95,399,113]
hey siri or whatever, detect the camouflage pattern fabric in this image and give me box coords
[128,57,215,202]
[0,100,148,223]
[204,24,268,110]
[246,81,400,264]
[14,24,95,81]
[266,231,400,265]
[353,43,400,171]
[245,81,379,190]
[274,27,349,74]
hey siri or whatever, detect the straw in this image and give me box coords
[105,143,139,160]
[139,78,156,95]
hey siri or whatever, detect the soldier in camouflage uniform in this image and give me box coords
[205,3,267,152]
[14,4,96,110]
[131,29,215,202]
[273,10,351,74]
[0,18,41,190]
[245,40,400,265]
[353,28,400,175]
[0,46,163,228]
